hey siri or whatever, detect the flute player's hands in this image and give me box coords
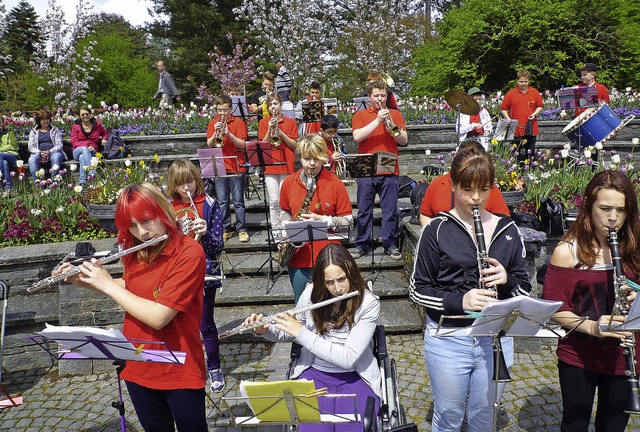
[244,313,269,335]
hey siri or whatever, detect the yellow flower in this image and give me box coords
[139,160,146,167]
[96,152,103,160]
[153,154,161,164]
[491,139,499,146]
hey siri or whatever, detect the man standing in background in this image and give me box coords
[153,60,180,108]
[275,58,293,102]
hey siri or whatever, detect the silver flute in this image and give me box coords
[28,234,169,293]
[219,290,359,339]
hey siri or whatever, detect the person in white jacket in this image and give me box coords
[457,87,493,150]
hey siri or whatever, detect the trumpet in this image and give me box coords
[28,235,169,293]
[378,100,402,138]
[212,116,227,147]
[269,108,281,146]
[219,291,358,339]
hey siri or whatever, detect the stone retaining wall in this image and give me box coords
[18,121,640,176]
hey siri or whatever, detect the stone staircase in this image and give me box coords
[211,181,424,341]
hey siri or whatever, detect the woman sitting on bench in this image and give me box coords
[27,109,65,180]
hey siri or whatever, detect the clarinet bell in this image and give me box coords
[492,339,513,383]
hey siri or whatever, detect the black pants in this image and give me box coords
[558,360,630,432]
[125,381,207,432]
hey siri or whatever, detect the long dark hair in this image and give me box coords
[564,170,640,273]
[310,243,367,334]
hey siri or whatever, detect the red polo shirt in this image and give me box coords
[500,86,544,137]
[258,116,299,175]
[419,173,510,218]
[206,115,248,173]
[575,82,610,117]
[280,167,353,268]
[352,107,406,175]
[121,234,206,390]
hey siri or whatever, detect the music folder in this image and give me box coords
[555,86,598,110]
[231,95,248,118]
[197,148,229,178]
[353,97,370,112]
[284,220,329,243]
[493,119,519,141]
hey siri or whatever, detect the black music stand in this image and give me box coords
[245,141,287,290]
[353,97,370,112]
[433,296,567,432]
[30,325,186,432]
[282,220,329,270]
[0,280,23,409]
[231,96,249,121]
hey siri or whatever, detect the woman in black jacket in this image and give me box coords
[409,144,531,431]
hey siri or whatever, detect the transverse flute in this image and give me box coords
[219,290,359,339]
[28,234,169,293]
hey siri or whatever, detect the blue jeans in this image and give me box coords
[355,175,399,251]
[28,151,65,179]
[72,146,95,184]
[215,174,246,233]
[0,153,19,189]
[424,318,514,432]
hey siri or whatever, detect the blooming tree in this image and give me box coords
[233,0,338,96]
[31,0,101,108]
[198,33,257,102]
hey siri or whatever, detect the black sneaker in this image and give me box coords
[386,248,402,261]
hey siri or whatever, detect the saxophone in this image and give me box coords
[608,227,640,414]
[275,168,316,267]
[472,205,511,382]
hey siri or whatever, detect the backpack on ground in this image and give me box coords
[537,197,565,236]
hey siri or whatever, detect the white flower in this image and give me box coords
[74,185,83,193]
[425,149,431,156]
[595,142,603,150]
[560,149,569,159]
[31,209,43,216]
[563,143,571,150]
[124,159,132,167]
[90,157,99,167]
[36,168,45,178]
[113,104,119,110]
[44,189,51,195]
[612,154,621,164]
[632,138,639,145]
[56,206,64,213]
[70,163,78,171]
[16,160,23,168]
[583,149,592,158]
[51,164,60,171]
[87,104,92,109]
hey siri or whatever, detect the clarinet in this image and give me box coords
[472,205,512,382]
[608,227,640,414]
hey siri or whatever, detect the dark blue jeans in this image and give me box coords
[355,175,399,251]
[201,284,221,370]
[0,153,19,189]
[215,174,247,233]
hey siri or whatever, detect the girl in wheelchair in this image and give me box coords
[244,243,381,431]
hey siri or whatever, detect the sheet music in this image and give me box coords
[600,295,640,331]
[375,151,397,175]
[239,379,320,423]
[437,297,563,337]
[283,220,329,242]
[39,324,145,361]
[493,119,519,141]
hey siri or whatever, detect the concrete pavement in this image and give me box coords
[3,334,640,431]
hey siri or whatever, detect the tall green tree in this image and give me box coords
[147,0,249,101]
[411,0,637,96]
[3,0,42,66]
[80,13,158,108]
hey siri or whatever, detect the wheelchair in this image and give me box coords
[286,325,417,432]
